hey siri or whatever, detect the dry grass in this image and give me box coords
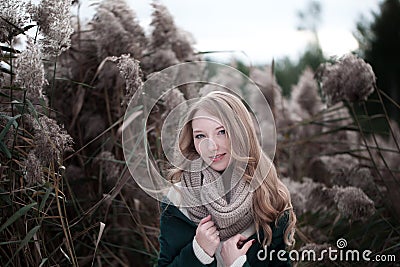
[0,0,399,266]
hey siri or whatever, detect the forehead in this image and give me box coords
[191,109,223,128]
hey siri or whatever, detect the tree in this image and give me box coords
[275,0,325,96]
[355,0,400,122]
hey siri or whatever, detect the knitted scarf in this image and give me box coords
[181,160,253,241]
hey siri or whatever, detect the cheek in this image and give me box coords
[194,139,209,156]
[193,139,201,154]
[223,138,232,152]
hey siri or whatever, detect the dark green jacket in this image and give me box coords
[157,201,291,267]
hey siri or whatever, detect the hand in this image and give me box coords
[195,215,220,257]
[221,234,255,266]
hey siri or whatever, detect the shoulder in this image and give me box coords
[253,210,290,246]
[159,199,183,219]
[159,201,196,244]
[245,211,292,266]
[160,182,181,211]
[274,210,290,231]
[160,186,195,227]
[269,210,290,243]
[165,182,183,206]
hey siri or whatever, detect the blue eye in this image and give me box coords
[194,134,205,139]
[218,129,226,135]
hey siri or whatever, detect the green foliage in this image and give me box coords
[275,44,325,96]
[355,0,400,122]
[275,0,326,97]
[235,60,250,77]
[0,202,37,233]
[1,0,400,266]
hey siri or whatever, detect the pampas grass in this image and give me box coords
[1,0,399,266]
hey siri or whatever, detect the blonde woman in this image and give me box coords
[158,91,296,267]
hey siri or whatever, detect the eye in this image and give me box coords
[217,129,226,135]
[194,134,205,139]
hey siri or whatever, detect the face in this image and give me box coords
[191,109,231,172]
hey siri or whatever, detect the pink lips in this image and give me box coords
[209,153,226,162]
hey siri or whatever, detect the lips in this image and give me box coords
[209,153,226,162]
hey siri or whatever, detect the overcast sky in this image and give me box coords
[81,0,381,64]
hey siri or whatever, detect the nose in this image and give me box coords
[201,137,218,152]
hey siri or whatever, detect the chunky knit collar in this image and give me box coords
[180,161,254,241]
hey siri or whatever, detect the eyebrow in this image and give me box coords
[193,126,224,133]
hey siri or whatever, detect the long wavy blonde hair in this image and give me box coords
[168,91,296,246]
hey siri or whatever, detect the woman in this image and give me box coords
[158,91,296,266]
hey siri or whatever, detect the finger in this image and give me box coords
[211,231,220,241]
[215,233,221,241]
[240,239,255,253]
[237,234,248,241]
[199,214,211,225]
[231,234,245,243]
[201,221,215,230]
[206,225,217,233]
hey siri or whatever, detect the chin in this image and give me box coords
[209,161,229,172]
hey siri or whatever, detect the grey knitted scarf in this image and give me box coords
[181,161,253,241]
